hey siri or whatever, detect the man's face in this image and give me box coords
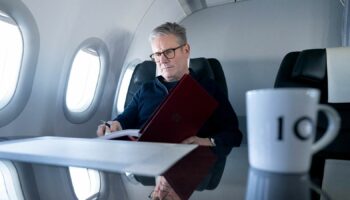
[151,34,190,82]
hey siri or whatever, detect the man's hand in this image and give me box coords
[96,120,123,136]
[151,176,181,200]
[182,136,214,146]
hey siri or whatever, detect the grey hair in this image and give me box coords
[149,22,187,45]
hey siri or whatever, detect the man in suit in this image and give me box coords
[97,22,242,149]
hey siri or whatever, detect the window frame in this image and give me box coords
[63,37,109,124]
[112,59,141,119]
[0,12,24,110]
[0,0,39,127]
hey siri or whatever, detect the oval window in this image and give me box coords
[0,0,39,127]
[0,11,23,109]
[66,48,101,113]
[63,38,109,123]
[112,59,141,119]
[69,167,101,200]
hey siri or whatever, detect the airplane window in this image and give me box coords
[0,160,24,200]
[0,2,39,127]
[113,59,141,117]
[69,167,101,200]
[63,38,109,123]
[0,11,23,110]
[116,66,136,113]
[66,48,101,113]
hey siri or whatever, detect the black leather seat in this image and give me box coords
[274,48,350,182]
[190,58,228,98]
[124,60,156,108]
[274,49,328,102]
[124,57,228,108]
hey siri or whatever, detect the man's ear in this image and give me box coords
[184,43,190,54]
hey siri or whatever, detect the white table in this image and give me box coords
[0,136,197,176]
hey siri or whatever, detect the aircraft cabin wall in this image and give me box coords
[180,0,342,137]
[0,0,344,142]
[0,0,155,137]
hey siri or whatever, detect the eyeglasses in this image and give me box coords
[149,44,186,61]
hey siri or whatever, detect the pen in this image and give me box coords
[100,120,111,128]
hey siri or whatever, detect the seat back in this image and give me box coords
[208,58,228,97]
[274,49,328,102]
[189,57,228,98]
[124,61,156,107]
[124,57,228,108]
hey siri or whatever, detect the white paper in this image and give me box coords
[326,47,350,103]
[99,129,140,140]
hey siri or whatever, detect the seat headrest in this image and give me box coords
[124,60,156,108]
[274,49,328,102]
[274,52,300,86]
[291,49,327,82]
[189,57,215,80]
[132,60,156,84]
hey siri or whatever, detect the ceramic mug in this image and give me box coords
[246,88,340,173]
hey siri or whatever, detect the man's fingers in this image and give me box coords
[181,136,212,146]
[109,121,122,132]
[96,120,123,136]
[182,136,195,144]
[96,124,106,136]
[105,126,111,133]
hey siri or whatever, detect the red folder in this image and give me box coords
[137,74,218,143]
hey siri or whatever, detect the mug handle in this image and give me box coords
[312,105,341,153]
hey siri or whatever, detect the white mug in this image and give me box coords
[246,88,340,173]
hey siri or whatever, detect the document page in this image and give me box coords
[99,129,140,140]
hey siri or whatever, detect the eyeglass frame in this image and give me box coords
[149,44,186,61]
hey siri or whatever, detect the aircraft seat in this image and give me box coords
[124,57,228,108]
[274,50,328,102]
[207,58,228,98]
[274,47,350,182]
[191,58,228,98]
[124,61,156,108]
